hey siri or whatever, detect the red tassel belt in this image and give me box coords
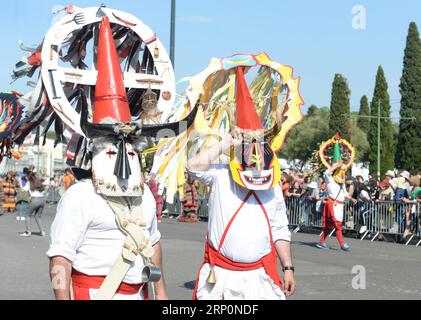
[71,270,144,295]
[205,242,264,271]
[204,242,282,288]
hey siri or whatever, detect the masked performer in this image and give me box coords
[179,173,199,223]
[316,133,356,251]
[188,67,296,300]
[46,16,196,300]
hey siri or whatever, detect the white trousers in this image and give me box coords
[196,263,286,300]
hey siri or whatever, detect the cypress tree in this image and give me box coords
[368,66,395,176]
[396,22,421,173]
[357,95,370,133]
[329,74,351,140]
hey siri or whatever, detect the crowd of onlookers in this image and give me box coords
[2,164,419,239]
[280,168,421,240]
[143,166,421,231]
[280,168,420,203]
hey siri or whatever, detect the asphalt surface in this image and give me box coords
[0,203,420,300]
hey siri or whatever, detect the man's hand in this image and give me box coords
[221,129,243,151]
[283,270,296,297]
[274,240,296,298]
[188,128,242,172]
[329,160,344,173]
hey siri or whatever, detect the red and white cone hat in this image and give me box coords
[235,66,263,130]
[93,16,131,124]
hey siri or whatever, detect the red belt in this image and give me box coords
[205,242,265,271]
[323,199,343,229]
[71,270,145,296]
[192,242,282,299]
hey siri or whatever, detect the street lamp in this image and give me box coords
[170,0,176,67]
[343,100,415,179]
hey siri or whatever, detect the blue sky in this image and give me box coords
[1,0,420,119]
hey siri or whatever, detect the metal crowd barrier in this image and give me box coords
[183,194,420,247]
[285,198,420,247]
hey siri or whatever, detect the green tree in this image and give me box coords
[357,95,370,133]
[281,107,330,169]
[396,22,421,173]
[307,104,318,116]
[329,74,351,140]
[367,66,395,176]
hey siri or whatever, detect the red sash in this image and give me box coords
[322,198,343,229]
[71,270,148,300]
[192,191,282,299]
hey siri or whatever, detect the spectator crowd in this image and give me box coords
[280,168,421,241]
[1,164,419,242]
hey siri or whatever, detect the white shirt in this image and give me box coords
[324,171,346,202]
[188,164,291,263]
[46,179,160,284]
[324,170,348,221]
[30,189,44,197]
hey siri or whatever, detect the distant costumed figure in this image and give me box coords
[179,174,199,223]
[151,53,303,299]
[1,172,17,212]
[316,132,356,251]
[0,92,24,162]
[8,5,196,300]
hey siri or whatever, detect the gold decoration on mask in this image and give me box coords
[140,86,162,124]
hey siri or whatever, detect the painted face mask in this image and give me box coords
[78,17,198,197]
[230,137,280,190]
[228,67,281,190]
[91,137,144,196]
[333,167,347,184]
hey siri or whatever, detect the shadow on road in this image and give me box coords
[293,241,344,251]
[183,280,196,290]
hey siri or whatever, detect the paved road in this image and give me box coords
[1,204,420,300]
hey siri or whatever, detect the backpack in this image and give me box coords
[16,188,31,203]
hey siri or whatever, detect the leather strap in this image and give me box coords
[93,197,154,300]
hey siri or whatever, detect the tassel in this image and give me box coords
[206,266,217,284]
